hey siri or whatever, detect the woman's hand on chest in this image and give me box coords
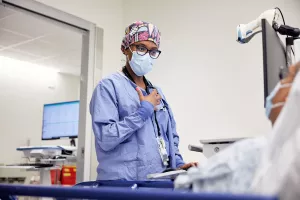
[136,87,162,109]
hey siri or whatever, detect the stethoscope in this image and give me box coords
[122,67,164,138]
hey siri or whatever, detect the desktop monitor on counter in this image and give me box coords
[42,101,79,145]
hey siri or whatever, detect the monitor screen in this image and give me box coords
[262,19,287,106]
[42,101,80,140]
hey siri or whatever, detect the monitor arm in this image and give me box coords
[237,8,300,67]
[273,24,300,67]
[237,9,280,44]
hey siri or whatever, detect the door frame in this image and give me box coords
[0,0,102,182]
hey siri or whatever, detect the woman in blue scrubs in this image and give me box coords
[90,21,196,181]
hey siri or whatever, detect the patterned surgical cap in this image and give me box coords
[121,21,161,52]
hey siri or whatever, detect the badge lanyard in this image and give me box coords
[122,67,169,166]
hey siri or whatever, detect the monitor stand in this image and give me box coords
[70,138,76,147]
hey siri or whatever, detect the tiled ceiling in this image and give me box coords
[0,5,83,76]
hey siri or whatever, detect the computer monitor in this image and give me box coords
[42,101,80,140]
[262,19,287,105]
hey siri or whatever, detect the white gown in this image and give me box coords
[175,71,300,200]
[175,136,267,193]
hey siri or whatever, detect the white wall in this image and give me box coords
[0,56,80,164]
[283,0,300,28]
[123,0,300,163]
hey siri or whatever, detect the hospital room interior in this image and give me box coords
[0,0,300,199]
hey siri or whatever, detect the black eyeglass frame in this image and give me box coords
[129,44,162,59]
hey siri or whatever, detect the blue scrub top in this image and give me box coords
[90,71,185,180]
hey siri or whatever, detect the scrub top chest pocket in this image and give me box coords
[147,87,167,111]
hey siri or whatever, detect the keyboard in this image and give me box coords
[7,163,54,168]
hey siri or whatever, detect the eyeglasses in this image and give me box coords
[130,44,161,59]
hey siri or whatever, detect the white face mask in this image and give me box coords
[127,48,154,76]
[265,82,292,118]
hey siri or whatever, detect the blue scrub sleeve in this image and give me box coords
[90,81,154,152]
[168,106,185,168]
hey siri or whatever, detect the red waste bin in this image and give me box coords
[61,165,76,186]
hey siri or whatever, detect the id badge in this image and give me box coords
[157,137,169,166]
